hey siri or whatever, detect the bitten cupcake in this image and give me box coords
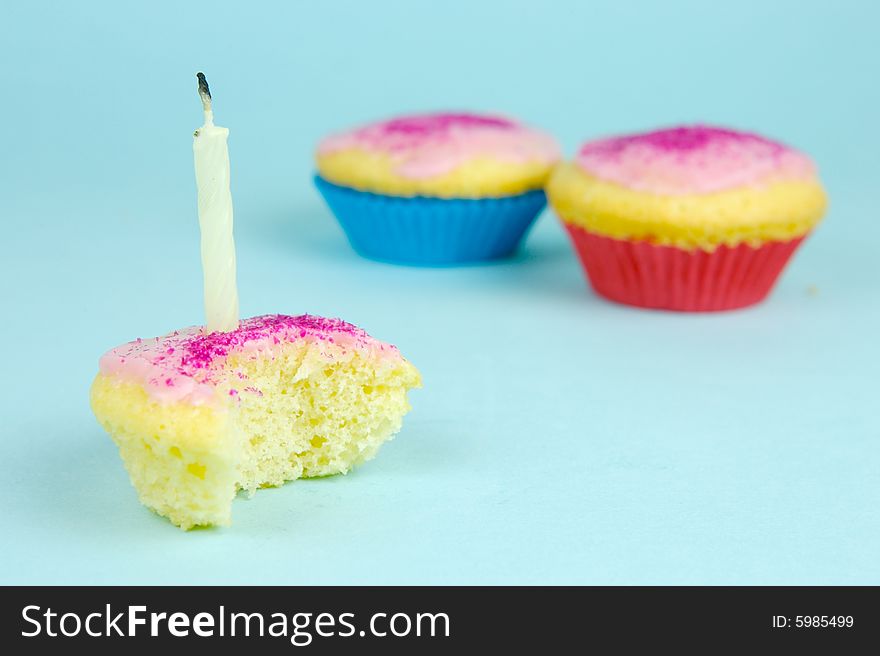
[315,112,560,265]
[546,125,827,311]
[92,315,421,529]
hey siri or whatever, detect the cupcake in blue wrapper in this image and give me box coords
[314,112,561,265]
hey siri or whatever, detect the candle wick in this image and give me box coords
[196,72,213,121]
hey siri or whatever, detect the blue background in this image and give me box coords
[1,0,878,584]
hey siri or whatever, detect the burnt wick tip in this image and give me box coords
[196,72,211,100]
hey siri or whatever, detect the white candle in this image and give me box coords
[193,72,239,333]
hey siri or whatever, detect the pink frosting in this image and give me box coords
[98,314,400,406]
[317,112,560,178]
[575,125,817,195]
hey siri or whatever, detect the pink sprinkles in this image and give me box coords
[99,314,396,402]
[575,124,816,195]
[319,112,519,156]
[579,125,789,156]
[178,315,368,370]
[316,111,561,179]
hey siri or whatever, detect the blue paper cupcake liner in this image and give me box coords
[314,175,547,266]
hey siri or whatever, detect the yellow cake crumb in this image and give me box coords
[91,340,420,529]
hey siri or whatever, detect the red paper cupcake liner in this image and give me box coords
[564,224,808,312]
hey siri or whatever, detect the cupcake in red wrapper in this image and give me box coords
[546,125,828,311]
